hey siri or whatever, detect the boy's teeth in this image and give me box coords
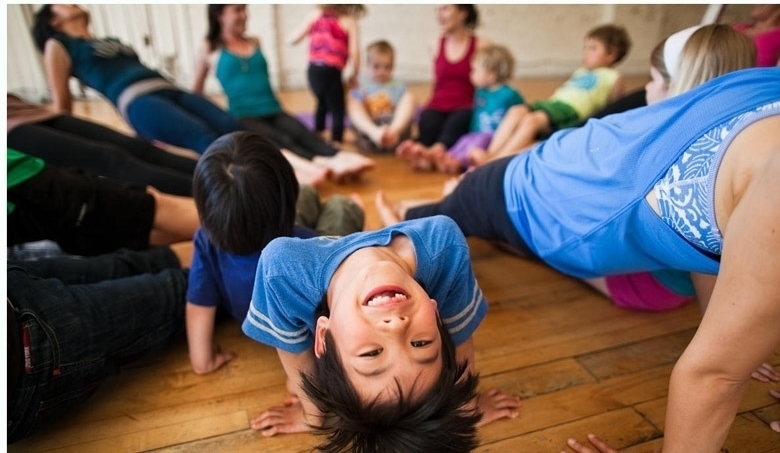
[367,293,407,306]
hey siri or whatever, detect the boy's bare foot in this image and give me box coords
[374,191,403,226]
[381,128,400,148]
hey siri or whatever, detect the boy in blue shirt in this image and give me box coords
[242,215,520,451]
[185,131,363,375]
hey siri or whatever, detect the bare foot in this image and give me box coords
[395,139,416,161]
[409,143,437,171]
[442,175,464,196]
[467,146,489,167]
[314,152,375,183]
[374,191,403,226]
[381,128,400,148]
[435,152,464,175]
[348,192,365,210]
[282,150,330,186]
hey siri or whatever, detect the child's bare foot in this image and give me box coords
[409,143,436,171]
[467,146,489,167]
[443,175,464,196]
[381,128,400,148]
[436,153,464,175]
[374,191,403,226]
[395,139,416,161]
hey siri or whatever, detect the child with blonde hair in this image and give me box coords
[348,40,417,153]
[290,4,366,146]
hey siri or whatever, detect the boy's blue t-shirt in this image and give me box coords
[471,84,525,133]
[186,226,316,321]
[242,215,488,354]
[350,76,408,123]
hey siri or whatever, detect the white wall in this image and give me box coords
[7,4,754,103]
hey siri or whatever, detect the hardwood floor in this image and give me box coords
[9,76,780,453]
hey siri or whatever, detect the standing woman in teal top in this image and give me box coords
[192,4,375,183]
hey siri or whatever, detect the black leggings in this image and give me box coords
[405,155,535,258]
[417,107,472,148]
[7,115,196,196]
[240,111,338,160]
[307,64,345,142]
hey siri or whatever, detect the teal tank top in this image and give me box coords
[215,46,282,118]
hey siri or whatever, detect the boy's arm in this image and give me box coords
[347,94,380,136]
[388,91,417,134]
[249,348,322,435]
[43,39,73,113]
[185,302,236,374]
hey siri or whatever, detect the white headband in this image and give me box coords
[663,25,704,79]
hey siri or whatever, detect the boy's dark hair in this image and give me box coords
[586,24,632,64]
[455,5,479,30]
[206,4,227,52]
[366,40,395,62]
[31,5,55,52]
[192,131,299,255]
[301,297,482,453]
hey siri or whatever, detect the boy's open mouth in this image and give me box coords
[363,286,410,307]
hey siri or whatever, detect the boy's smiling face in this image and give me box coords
[316,259,443,403]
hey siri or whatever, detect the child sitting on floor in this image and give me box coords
[468,24,631,166]
[241,215,521,451]
[348,39,417,153]
[402,43,524,173]
[185,131,364,375]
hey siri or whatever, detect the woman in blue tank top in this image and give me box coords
[32,4,244,155]
[379,65,780,452]
[191,5,374,184]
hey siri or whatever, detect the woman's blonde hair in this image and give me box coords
[669,24,756,96]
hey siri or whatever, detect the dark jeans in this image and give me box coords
[7,165,155,256]
[417,108,472,148]
[8,115,196,196]
[307,64,345,142]
[7,247,187,443]
[405,155,535,258]
[240,111,338,160]
[126,89,244,154]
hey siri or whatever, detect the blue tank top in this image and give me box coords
[502,67,780,279]
[214,46,282,118]
[53,35,164,106]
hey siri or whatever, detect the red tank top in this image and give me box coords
[427,35,476,111]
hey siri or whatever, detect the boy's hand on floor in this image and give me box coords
[251,395,314,436]
[475,388,522,427]
[562,434,621,453]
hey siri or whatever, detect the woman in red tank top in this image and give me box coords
[396,5,490,171]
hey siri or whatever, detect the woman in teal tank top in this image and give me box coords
[192,5,374,184]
